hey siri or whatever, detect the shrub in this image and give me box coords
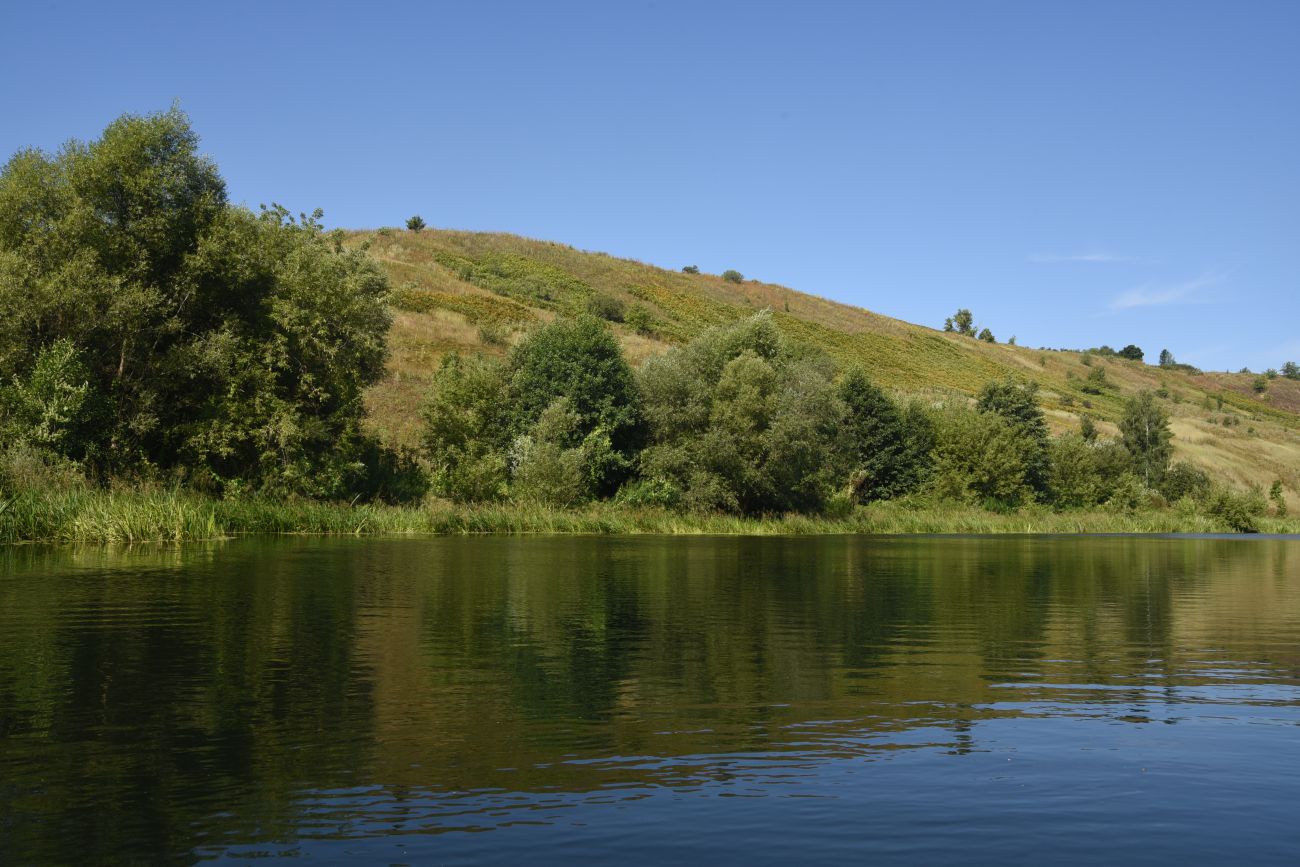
[929,406,1033,507]
[419,354,511,501]
[1160,462,1210,502]
[682,265,700,274]
[509,399,591,507]
[1204,486,1266,533]
[978,328,995,343]
[624,304,654,336]
[1048,433,1101,508]
[721,269,744,284]
[406,215,426,232]
[1252,376,1267,394]
[1270,480,1288,517]
[585,292,626,323]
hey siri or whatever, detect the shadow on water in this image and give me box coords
[1,536,1298,864]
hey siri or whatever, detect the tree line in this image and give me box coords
[419,308,1269,524]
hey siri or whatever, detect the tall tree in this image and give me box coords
[1119,391,1173,486]
[976,379,1050,497]
[0,108,392,496]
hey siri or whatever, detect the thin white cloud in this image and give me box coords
[1030,251,1141,264]
[1109,273,1220,311]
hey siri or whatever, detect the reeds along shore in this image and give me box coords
[0,488,1295,544]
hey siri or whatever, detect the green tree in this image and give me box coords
[929,407,1033,507]
[0,108,394,496]
[945,308,976,336]
[1282,361,1300,380]
[1158,349,1175,367]
[976,379,1050,497]
[420,354,511,501]
[405,215,426,232]
[978,328,995,343]
[1048,433,1101,508]
[1119,391,1173,486]
[682,265,700,274]
[721,269,744,284]
[506,315,643,494]
[639,313,846,514]
[838,368,922,502]
[1118,345,1144,361]
[1253,376,1268,394]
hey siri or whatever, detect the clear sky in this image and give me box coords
[4,0,1297,371]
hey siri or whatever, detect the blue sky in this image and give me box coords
[3,0,1297,371]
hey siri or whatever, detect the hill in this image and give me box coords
[351,227,1300,509]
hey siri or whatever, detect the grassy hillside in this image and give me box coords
[351,227,1300,509]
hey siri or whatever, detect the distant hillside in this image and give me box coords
[350,228,1300,508]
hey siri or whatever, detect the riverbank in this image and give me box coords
[1,488,1296,543]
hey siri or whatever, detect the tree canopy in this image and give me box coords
[0,108,394,497]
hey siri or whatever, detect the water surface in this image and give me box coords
[1,535,1298,864]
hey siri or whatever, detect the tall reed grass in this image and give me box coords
[1,488,1295,544]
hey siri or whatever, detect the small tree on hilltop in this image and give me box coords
[1118,344,1144,362]
[1282,361,1300,380]
[682,265,700,274]
[945,308,976,336]
[721,269,744,284]
[406,215,426,232]
[1159,349,1175,368]
[978,328,995,343]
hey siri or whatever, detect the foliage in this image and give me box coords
[1270,480,1288,517]
[838,369,930,502]
[1252,376,1267,394]
[976,378,1050,497]
[1119,391,1173,486]
[1048,433,1102,508]
[506,316,643,493]
[638,313,846,514]
[978,328,995,343]
[929,406,1034,507]
[0,108,395,498]
[1282,361,1300,380]
[419,354,511,501]
[624,304,654,335]
[721,269,744,284]
[682,265,700,274]
[406,215,426,232]
[944,308,976,336]
[1079,415,1097,442]
[509,398,591,507]
[1160,462,1211,502]
[1159,349,1175,367]
[1118,345,1144,361]
[585,292,626,322]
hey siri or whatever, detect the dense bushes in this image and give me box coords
[418,310,1262,524]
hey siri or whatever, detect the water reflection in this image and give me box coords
[1,536,1298,864]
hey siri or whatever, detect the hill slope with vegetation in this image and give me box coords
[1,107,1296,541]
[357,226,1300,510]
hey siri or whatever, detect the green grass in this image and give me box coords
[2,489,1295,545]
